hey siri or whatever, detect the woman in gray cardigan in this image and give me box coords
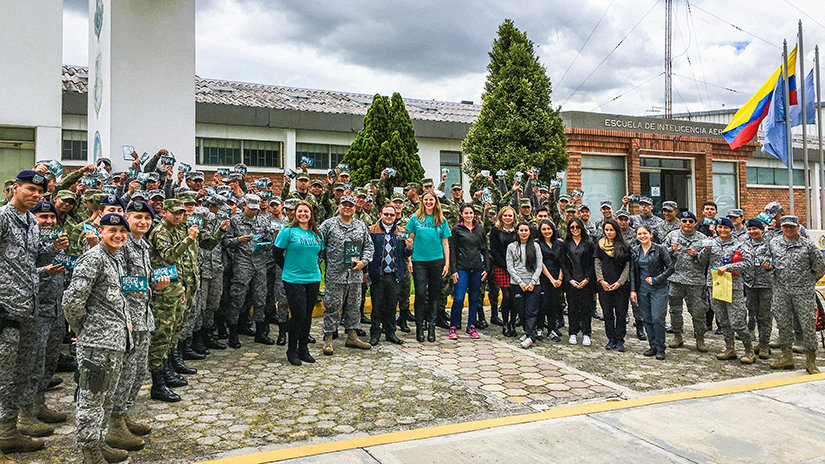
[506,222,543,348]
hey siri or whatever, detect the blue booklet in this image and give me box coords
[152,265,179,282]
[39,227,63,244]
[53,252,78,270]
[120,276,148,293]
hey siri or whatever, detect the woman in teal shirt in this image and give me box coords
[406,192,451,342]
[274,201,323,366]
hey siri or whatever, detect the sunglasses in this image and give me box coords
[569,225,580,230]
[680,219,695,224]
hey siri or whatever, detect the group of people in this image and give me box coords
[1,151,824,463]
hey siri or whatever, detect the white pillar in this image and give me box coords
[285,129,297,171]
[88,0,196,172]
[0,0,62,163]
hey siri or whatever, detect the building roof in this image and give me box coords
[62,65,480,125]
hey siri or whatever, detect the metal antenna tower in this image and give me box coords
[665,0,673,117]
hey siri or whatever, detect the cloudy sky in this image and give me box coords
[62,0,825,116]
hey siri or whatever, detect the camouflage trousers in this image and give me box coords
[148,288,184,373]
[112,331,150,417]
[746,286,773,344]
[75,345,123,449]
[710,287,750,344]
[197,276,224,332]
[176,283,197,341]
[25,315,64,405]
[773,287,818,352]
[227,264,267,325]
[438,274,453,313]
[266,265,288,324]
[0,317,38,422]
[396,271,412,319]
[668,283,708,337]
[323,282,362,333]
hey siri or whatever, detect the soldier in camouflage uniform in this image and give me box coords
[65,190,102,257]
[631,197,665,243]
[309,179,328,222]
[726,209,747,242]
[663,210,709,351]
[197,196,230,350]
[659,201,680,239]
[265,197,290,344]
[764,215,825,374]
[744,218,773,359]
[223,194,272,348]
[62,213,132,464]
[0,171,51,454]
[593,200,615,241]
[577,204,596,238]
[699,217,755,364]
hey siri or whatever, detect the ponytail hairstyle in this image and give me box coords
[516,221,537,272]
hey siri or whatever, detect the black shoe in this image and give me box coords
[191,332,210,356]
[170,348,197,375]
[203,332,226,350]
[490,313,504,326]
[557,318,565,329]
[332,330,339,340]
[56,353,77,372]
[397,319,411,333]
[47,377,63,390]
[215,315,228,340]
[513,315,523,327]
[369,333,381,346]
[361,314,371,324]
[643,347,657,357]
[665,324,675,334]
[163,361,188,388]
[287,351,302,366]
[227,325,241,349]
[386,333,404,345]
[402,312,415,322]
[150,371,180,403]
[416,325,425,342]
[239,322,255,337]
[477,318,489,329]
[276,324,287,346]
[655,348,666,360]
[179,340,205,361]
[505,320,517,337]
[307,334,317,344]
[427,325,436,342]
[636,325,647,341]
[298,349,316,363]
[355,329,366,337]
[254,322,275,345]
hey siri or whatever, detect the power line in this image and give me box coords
[590,72,665,111]
[671,72,743,94]
[689,3,780,50]
[562,0,660,107]
[783,0,825,31]
[556,0,617,88]
[685,0,712,104]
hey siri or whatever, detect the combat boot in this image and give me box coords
[254,322,275,345]
[0,419,44,453]
[806,352,820,374]
[323,333,334,355]
[169,348,197,375]
[215,314,228,340]
[757,342,771,359]
[179,339,205,361]
[163,359,188,387]
[203,331,226,350]
[105,414,145,451]
[740,341,756,364]
[191,331,210,356]
[667,333,684,349]
[716,339,737,360]
[150,371,180,403]
[345,329,371,350]
[695,334,708,352]
[276,323,287,346]
[35,393,67,423]
[122,412,151,436]
[227,324,241,349]
[770,348,795,369]
[81,446,107,464]
[100,442,129,463]
[17,405,54,437]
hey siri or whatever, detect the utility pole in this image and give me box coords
[665,0,672,118]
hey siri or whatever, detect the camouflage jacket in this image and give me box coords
[199,211,225,279]
[698,236,753,289]
[353,209,376,226]
[62,244,131,352]
[65,217,96,257]
[631,214,665,243]
[223,212,272,264]
[765,234,825,290]
[149,219,197,295]
[35,240,63,318]
[120,234,155,332]
[660,219,680,240]
[319,216,374,285]
[746,237,772,289]
[664,229,708,285]
[0,204,42,320]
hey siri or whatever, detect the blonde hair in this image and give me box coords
[415,192,444,227]
[496,206,517,229]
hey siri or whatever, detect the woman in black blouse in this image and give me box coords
[489,206,519,337]
[560,217,596,346]
[594,219,631,351]
[537,220,564,342]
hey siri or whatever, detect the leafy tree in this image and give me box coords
[463,19,568,185]
[342,93,424,189]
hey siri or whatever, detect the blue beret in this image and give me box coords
[746,218,765,229]
[99,213,130,231]
[716,217,734,228]
[126,200,155,218]
[29,201,57,216]
[16,170,48,189]
[677,211,696,220]
[100,194,125,210]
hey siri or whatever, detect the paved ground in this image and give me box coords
[13,306,824,463]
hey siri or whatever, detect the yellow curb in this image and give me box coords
[194,372,825,464]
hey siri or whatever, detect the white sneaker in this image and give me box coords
[568,334,577,345]
[582,335,592,346]
[521,337,534,349]
[519,333,528,342]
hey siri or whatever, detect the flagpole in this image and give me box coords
[799,21,811,227]
[783,40,795,215]
[817,45,825,228]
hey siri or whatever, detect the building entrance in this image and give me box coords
[640,157,692,213]
[0,127,35,185]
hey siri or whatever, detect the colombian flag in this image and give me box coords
[722,46,798,151]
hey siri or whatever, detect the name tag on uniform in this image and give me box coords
[39,227,63,244]
[152,265,179,282]
[120,276,148,293]
[53,252,78,270]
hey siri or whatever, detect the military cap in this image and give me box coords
[558,194,571,202]
[15,170,48,190]
[55,190,77,202]
[333,182,345,191]
[339,195,356,205]
[296,172,310,181]
[126,200,155,218]
[82,189,102,202]
[176,191,197,204]
[716,217,734,228]
[564,204,577,212]
[98,157,112,166]
[243,194,261,210]
[163,199,185,212]
[4,179,15,190]
[339,171,351,177]
[677,210,697,221]
[780,215,800,227]
[726,208,744,218]
[227,173,244,183]
[422,178,434,187]
[186,170,205,181]
[390,193,406,202]
[29,201,57,216]
[405,182,421,191]
[519,198,532,207]
[353,188,368,198]
[100,194,125,210]
[283,198,299,210]
[43,172,55,181]
[600,200,613,209]
[614,209,631,219]
[577,203,590,211]
[639,196,654,205]
[450,183,462,191]
[746,218,765,229]
[269,196,282,205]
[662,201,678,211]
[488,205,499,214]
[100,213,130,231]
[764,201,782,217]
[131,190,147,201]
[472,204,483,214]
[537,184,549,192]
[145,172,161,183]
[147,189,165,200]
[90,194,107,206]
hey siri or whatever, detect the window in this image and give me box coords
[295,143,349,170]
[440,151,462,187]
[196,138,281,168]
[712,161,738,215]
[581,155,626,208]
[62,130,87,161]
[746,166,805,186]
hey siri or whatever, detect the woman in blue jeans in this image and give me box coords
[630,225,674,360]
[448,204,489,339]
[406,192,451,342]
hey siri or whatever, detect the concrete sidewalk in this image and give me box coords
[222,376,825,464]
